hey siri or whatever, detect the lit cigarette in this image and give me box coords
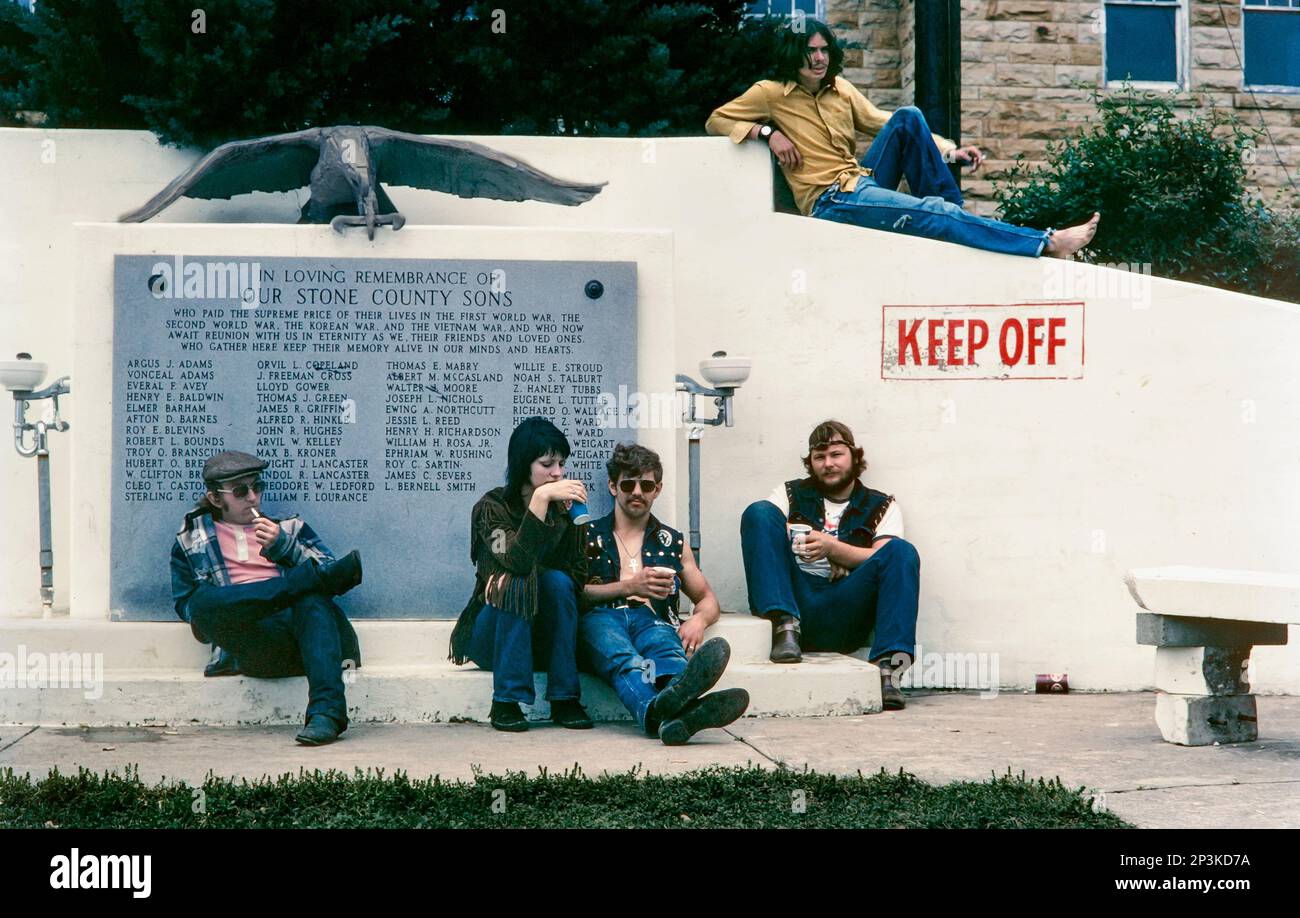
[250,508,262,520]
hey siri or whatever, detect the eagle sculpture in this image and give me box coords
[119,125,607,239]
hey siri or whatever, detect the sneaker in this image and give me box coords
[295,714,344,746]
[549,699,594,729]
[659,688,750,746]
[647,637,730,726]
[489,700,529,732]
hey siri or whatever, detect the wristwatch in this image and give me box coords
[758,124,774,144]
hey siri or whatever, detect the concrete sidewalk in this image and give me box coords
[3,691,1298,829]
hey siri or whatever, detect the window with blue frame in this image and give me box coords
[1243,1,1300,90]
[1104,0,1184,86]
[744,1,824,18]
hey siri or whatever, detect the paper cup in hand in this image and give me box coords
[788,524,812,554]
[651,566,678,595]
[567,500,592,525]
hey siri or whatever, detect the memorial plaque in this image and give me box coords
[111,255,637,620]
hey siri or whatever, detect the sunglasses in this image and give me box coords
[617,478,660,495]
[215,480,266,499]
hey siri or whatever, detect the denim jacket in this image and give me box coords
[584,511,686,625]
[785,477,893,548]
[169,505,334,627]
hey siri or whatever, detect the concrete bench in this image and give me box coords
[1126,566,1299,746]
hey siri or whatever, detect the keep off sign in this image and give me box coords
[881,302,1084,380]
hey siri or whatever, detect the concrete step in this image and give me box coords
[0,613,775,670]
[0,655,882,726]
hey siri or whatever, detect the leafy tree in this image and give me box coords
[1,0,149,128]
[448,1,782,137]
[0,1,37,124]
[0,0,783,147]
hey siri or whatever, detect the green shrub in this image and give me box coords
[994,85,1300,302]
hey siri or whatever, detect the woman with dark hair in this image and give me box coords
[449,416,594,732]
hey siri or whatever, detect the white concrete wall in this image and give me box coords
[3,128,1298,692]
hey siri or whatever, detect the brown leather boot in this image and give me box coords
[875,658,906,710]
[770,614,801,663]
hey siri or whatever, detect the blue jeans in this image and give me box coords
[861,105,965,207]
[578,605,688,733]
[468,567,582,705]
[188,571,360,727]
[739,501,920,660]
[811,106,1050,258]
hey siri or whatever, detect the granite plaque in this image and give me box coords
[111,255,637,620]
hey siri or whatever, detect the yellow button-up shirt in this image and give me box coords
[705,76,957,216]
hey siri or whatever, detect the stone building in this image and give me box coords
[748,0,1299,216]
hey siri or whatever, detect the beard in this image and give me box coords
[812,467,854,496]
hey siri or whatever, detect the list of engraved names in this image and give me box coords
[111,256,637,620]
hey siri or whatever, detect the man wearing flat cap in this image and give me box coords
[170,449,365,745]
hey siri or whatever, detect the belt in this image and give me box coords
[609,599,647,611]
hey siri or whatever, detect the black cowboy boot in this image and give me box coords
[659,689,751,746]
[295,714,344,746]
[647,637,731,726]
[203,645,240,677]
[316,550,363,596]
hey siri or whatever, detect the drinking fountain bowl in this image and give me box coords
[699,355,751,389]
[0,359,48,392]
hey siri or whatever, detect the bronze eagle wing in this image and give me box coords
[118,128,325,223]
[364,127,606,205]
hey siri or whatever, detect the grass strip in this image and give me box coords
[0,764,1132,829]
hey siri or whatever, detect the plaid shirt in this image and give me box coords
[169,506,334,622]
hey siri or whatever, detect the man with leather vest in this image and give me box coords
[580,443,750,744]
[170,450,365,745]
[739,421,920,709]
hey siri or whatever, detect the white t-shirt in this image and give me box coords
[764,484,904,578]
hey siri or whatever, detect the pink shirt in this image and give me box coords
[214,520,282,585]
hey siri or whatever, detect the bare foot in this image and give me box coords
[1044,212,1100,259]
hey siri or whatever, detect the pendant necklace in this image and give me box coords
[614,529,641,572]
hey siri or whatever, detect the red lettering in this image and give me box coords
[1026,317,1045,365]
[947,319,965,366]
[898,319,923,366]
[999,319,1024,365]
[1048,316,1066,364]
[893,311,1072,372]
[969,319,989,359]
[927,319,944,366]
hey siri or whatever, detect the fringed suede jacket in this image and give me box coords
[448,486,587,665]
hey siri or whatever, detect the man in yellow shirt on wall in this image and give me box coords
[707,19,1098,259]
